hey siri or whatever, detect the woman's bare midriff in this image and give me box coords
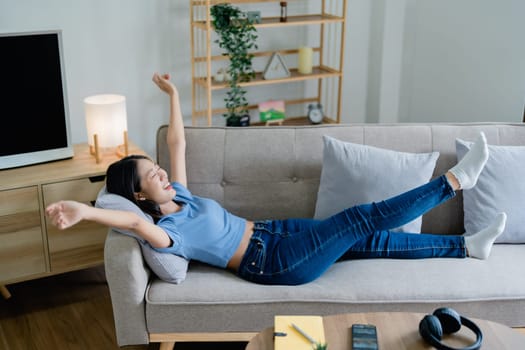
[227,220,254,272]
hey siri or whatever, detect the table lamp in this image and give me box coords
[84,94,129,163]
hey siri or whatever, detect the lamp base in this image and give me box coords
[89,131,129,164]
[116,131,129,158]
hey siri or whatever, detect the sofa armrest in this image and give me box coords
[104,229,151,346]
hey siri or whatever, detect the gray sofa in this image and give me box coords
[104,123,525,348]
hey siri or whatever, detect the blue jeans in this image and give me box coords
[237,175,466,285]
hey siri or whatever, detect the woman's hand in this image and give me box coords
[45,200,86,230]
[152,72,177,97]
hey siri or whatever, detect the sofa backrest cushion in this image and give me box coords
[457,139,525,243]
[314,135,439,233]
[157,123,525,235]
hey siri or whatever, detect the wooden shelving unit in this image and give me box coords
[190,0,346,126]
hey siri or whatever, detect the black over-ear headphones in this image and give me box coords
[419,307,483,350]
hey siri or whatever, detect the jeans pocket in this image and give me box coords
[244,237,266,275]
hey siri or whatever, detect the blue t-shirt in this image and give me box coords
[153,182,246,268]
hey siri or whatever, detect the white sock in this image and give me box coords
[465,212,506,260]
[449,132,489,190]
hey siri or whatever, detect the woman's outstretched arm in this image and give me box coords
[45,201,172,248]
[152,72,187,187]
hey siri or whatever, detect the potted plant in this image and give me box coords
[211,3,258,126]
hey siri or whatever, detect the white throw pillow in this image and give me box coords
[456,139,525,243]
[314,136,440,233]
[96,187,188,284]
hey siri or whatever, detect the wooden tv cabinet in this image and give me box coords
[0,142,147,298]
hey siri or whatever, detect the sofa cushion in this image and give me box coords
[144,245,525,332]
[314,135,439,233]
[96,187,188,283]
[456,139,525,243]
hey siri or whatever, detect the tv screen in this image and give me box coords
[0,30,73,170]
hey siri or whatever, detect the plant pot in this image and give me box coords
[226,115,250,127]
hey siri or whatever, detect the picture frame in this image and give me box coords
[259,100,286,122]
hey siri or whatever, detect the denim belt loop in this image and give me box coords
[253,220,271,231]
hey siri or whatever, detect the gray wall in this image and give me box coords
[1,0,524,157]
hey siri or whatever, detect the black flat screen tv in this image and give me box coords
[0,30,74,170]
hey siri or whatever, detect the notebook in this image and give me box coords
[274,315,326,350]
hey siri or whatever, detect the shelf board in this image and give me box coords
[193,14,344,30]
[194,47,321,62]
[250,116,337,126]
[256,14,344,27]
[193,0,286,4]
[195,66,342,90]
[192,97,320,118]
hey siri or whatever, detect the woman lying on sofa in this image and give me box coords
[45,73,507,286]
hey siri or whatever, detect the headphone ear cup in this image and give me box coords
[419,314,443,343]
[433,307,462,334]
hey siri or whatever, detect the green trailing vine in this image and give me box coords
[211,3,258,122]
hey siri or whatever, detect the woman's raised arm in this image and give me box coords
[152,73,187,187]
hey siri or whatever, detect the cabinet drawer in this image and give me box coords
[43,176,107,272]
[0,186,46,283]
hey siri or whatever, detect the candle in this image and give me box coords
[298,46,313,74]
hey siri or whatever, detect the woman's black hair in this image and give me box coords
[106,155,164,222]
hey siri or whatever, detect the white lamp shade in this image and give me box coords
[84,94,128,148]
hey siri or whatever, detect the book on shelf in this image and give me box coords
[274,315,325,350]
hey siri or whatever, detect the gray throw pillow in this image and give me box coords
[456,139,525,243]
[96,187,188,284]
[314,135,439,233]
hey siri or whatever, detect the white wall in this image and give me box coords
[398,0,525,123]
[355,0,407,124]
[341,0,371,123]
[1,0,524,157]
[361,0,525,124]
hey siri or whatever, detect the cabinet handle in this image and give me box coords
[89,175,106,183]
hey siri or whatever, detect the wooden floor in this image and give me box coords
[0,267,246,350]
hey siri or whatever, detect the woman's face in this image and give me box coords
[135,158,176,204]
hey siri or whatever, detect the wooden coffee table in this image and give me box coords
[245,312,525,349]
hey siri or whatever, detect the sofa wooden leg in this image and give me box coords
[159,341,175,350]
[1,285,11,299]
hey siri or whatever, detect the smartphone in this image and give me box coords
[351,324,378,350]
